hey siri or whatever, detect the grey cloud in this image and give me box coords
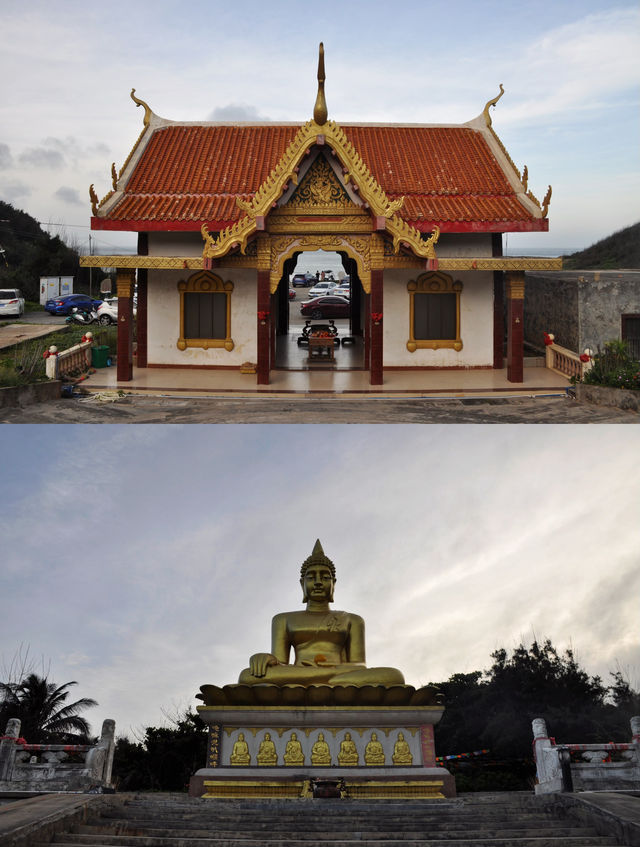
[0,144,13,169]
[208,103,270,121]
[0,180,31,200]
[19,147,65,169]
[54,186,82,205]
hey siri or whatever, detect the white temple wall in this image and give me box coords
[147,268,257,366]
[382,269,494,368]
[148,232,203,256]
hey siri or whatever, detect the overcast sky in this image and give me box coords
[1,425,638,741]
[0,0,638,257]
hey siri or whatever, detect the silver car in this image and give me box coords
[0,288,25,317]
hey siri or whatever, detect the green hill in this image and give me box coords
[0,201,90,301]
[563,222,640,269]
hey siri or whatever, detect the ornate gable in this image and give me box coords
[286,154,356,212]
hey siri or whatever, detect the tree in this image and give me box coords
[0,673,97,743]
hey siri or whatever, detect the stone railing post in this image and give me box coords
[532,717,563,794]
[0,718,21,781]
[85,719,116,786]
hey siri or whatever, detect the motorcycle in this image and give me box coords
[65,306,98,325]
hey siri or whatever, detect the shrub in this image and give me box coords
[581,340,639,391]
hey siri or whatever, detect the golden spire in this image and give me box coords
[313,42,328,126]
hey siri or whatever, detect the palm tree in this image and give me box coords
[0,674,97,743]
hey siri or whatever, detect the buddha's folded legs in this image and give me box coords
[238,663,404,686]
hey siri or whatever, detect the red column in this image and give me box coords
[506,272,524,383]
[116,270,135,381]
[493,271,504,369]
[257,270,270,385]
[370,269,383,385]
[136,269,148,368]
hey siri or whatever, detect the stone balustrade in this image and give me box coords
[545,341,591,381]
[532,716,640,794]
[45,337,93,381]
[0,717,115,792]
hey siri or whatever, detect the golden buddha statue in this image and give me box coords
[392,731,413,765]
[364,732,385,766]
[337,731,358,766]
[256,732,277,766]
[238,540,405,687]
[284,731,304,766]
[311,732,331,766]
[230,732,250,766]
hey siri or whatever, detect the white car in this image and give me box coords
[333,286,350,299]
[308,281,337,298]
[0,288,25,317]
[96,298,118,325]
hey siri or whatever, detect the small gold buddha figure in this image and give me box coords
[364,732,385,766]
[238,540,405,688]
[284,731,304,766]
[337,731,358,766]
[257,732,277,766]
[392,731,413,765]
[311,732,331,766]
[230,732,250,766]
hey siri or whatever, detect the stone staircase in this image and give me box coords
[27,791,627,847]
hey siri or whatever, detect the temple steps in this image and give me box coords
[31,793,623,847]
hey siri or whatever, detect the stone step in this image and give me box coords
[76,823,614,840]
[41,836,618,847]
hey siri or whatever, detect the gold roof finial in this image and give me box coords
[313,42,328,126]
[483,83,504,127]
[130,88,152,127]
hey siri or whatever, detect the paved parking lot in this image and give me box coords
[1,393,637,423]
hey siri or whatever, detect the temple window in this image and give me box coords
[407,272,463,352]
[177,271,234,351]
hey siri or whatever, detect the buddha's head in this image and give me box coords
[300,539,336,603]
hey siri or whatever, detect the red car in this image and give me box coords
[300,296,350,320]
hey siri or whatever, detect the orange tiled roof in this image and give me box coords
[96,123,543,232]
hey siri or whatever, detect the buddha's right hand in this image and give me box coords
[248,653,278,678]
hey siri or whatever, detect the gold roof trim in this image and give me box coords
[202,118,438,261]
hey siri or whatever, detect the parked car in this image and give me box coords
[308,281,337,298]
[96,299,118,325]
[45,293,102,316]
[300,296,351,319]
[0,288,25,317]
[289,288,296,300]
[333,285,350,299]
[291,273,315,287]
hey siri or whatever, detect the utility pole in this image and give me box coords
[89,233,93,297]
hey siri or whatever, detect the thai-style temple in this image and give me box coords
[82,44,561,387]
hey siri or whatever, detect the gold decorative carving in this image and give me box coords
[269,234,371,294]
[506,271,525,299]
[364,732,385,766]
[267,212,371,234]
[482,83,504,128]
[111,163,118,191]
[313,42,328,126]
[521,165,528,193]
[257,732,278,766]
[203,779,444,800]
[230,733,250,766]
[541,185,552,218]
[89,184,99,216]
[283,732,304,766]
[337,732,358,766]
[116,270,135,299]
[392,732,413,765]
[310,732,331,766]
[177,270,234,351]
[407,272,463,353]
[288,155,353,210]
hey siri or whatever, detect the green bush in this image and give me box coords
[581,340,639,391]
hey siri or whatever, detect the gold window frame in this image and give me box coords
[407,272,463,352]
[177,271,234,351]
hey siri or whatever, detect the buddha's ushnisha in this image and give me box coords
[238,540,404,686]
